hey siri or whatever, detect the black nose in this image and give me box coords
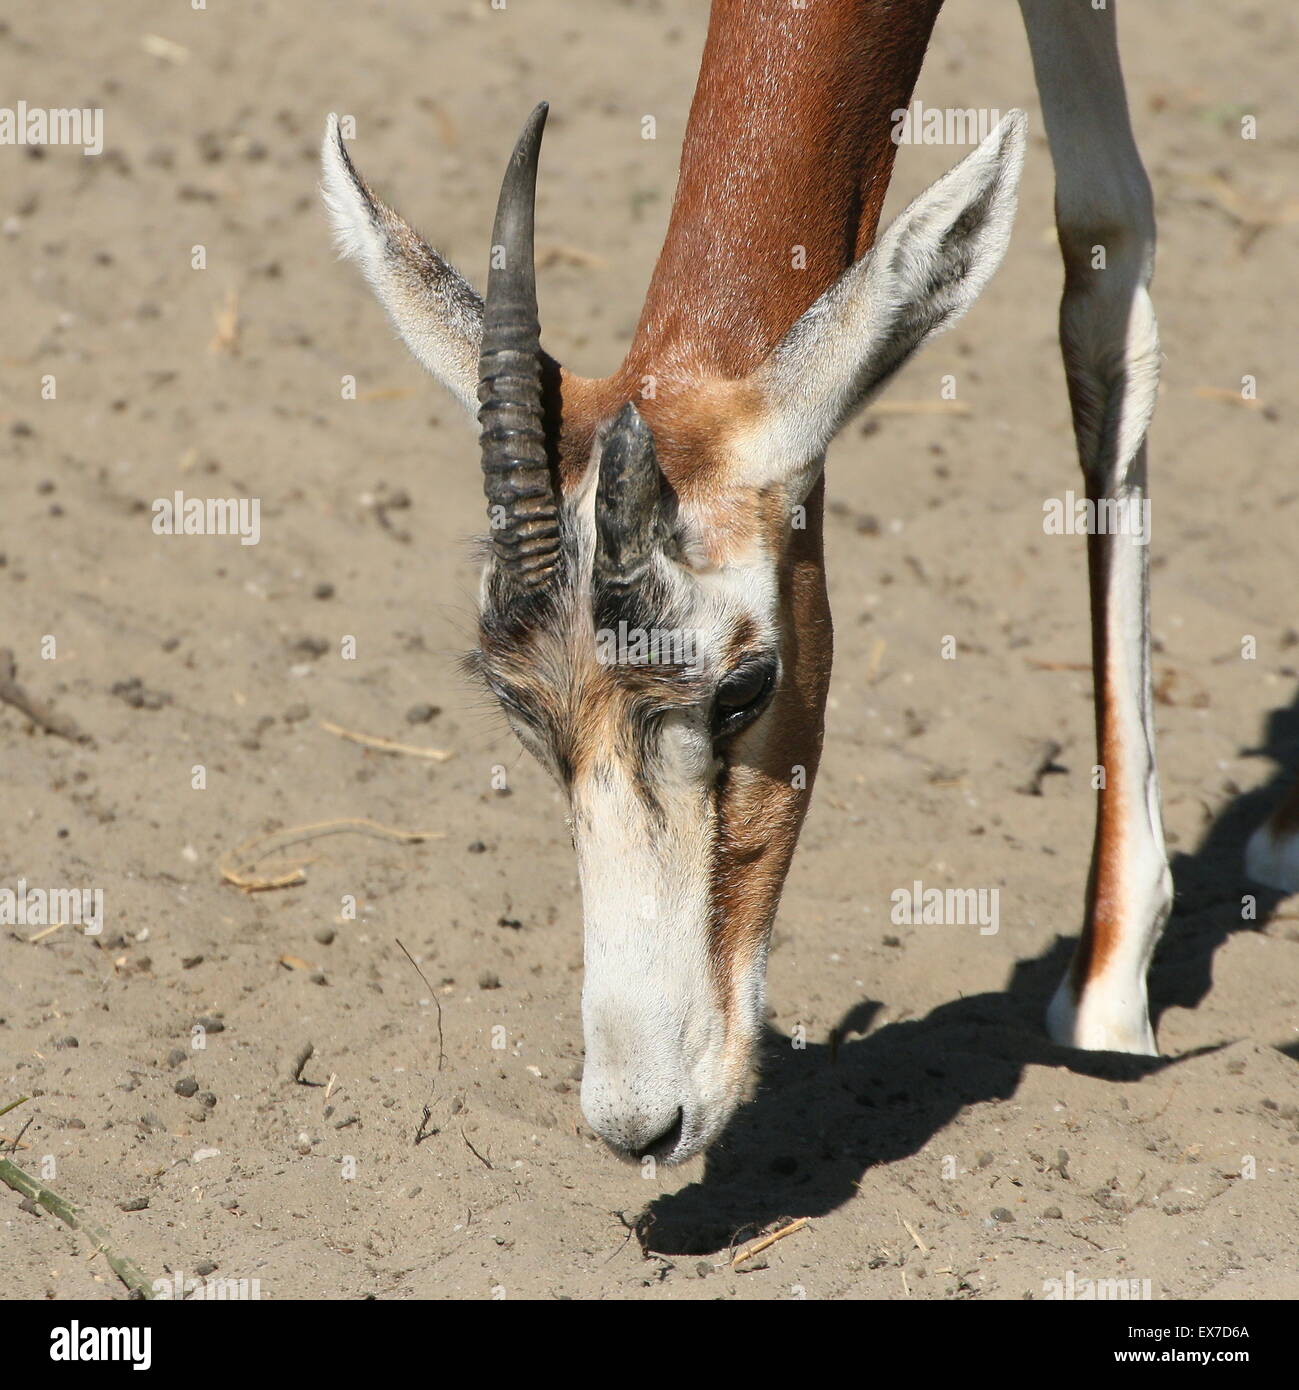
[632,1106,685,1161]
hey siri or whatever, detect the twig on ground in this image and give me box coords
[1027,657,1092,673]
[415,1105,439,1145]
[898,1211,929,1253]
[0,1156,154,1298]
[0,648,90,743]
[319,719,453,761]
[731,1217,809,1267]
[219,816,443,892]
[460,1128,494,1170]
[396,938,445,1072]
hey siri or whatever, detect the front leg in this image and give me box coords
[1047,446,1171,1054]
[1021,0,1172,1054]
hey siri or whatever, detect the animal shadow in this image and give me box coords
[634,688,1299,1257]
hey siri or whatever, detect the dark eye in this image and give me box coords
[712,656,777,740]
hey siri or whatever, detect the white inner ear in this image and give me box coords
[732,109,1027,488]
[320,114,484,418]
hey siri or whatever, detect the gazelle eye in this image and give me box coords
[712,655,777,740]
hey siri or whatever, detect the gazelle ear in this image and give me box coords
[321,114,483,418]
[739,110,1027,485]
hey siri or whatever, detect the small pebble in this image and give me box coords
[166,1048,187,1068]
[1042,1205,1063,1219]
[55,1035,79,1049]
[194,1015,225,1033]
[313,582,335,600]
[314,927,336,945]
[405,703,440,724]
[990,1207,1014,1223]
[198,1092,217,1109]
[111,677,171,710]
[118,1197,149,1212]
[175,1077,199,1098]
[478,971,501,990]
[195,1261,218,1277]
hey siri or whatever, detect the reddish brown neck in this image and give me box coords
[557,0,942,487]
[625,0,943,383]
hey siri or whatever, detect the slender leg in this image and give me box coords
[1246,779,1299,891]
[1019,0,1171,1053]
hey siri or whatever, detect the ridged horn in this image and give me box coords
[593,402,664,587]
[477,102,559,589]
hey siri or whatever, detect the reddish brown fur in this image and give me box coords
[631,0,945,383]
[1070,525,1131,995]
[557,0,944,492]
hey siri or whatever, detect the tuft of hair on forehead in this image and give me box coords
[466,508,720,790]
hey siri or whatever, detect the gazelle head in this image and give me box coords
[322,102,1024,1162]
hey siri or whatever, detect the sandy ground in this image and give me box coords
[3,1,1297,1301]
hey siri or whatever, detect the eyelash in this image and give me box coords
[712,664,777,740]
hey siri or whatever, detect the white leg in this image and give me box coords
[1020,0,1171,1053]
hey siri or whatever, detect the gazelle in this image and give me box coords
[322,0,1211,1165]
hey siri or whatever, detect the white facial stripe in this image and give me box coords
[564,487,786,1157]
[576,715,719,1121]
